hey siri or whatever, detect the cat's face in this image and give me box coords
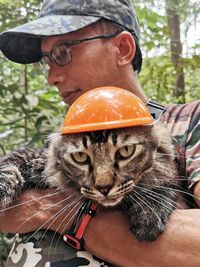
[47,126,159,207]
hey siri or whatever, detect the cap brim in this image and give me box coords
[0,15,100,64]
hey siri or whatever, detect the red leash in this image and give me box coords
[63,200,99,250]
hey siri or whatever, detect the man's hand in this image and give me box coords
[0,188,80,234]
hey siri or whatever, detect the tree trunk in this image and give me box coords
[19,65,29,142]
[166,0,185,102]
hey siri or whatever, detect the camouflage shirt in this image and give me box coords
[161,100,200,190]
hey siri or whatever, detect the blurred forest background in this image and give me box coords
[0,0,200,265]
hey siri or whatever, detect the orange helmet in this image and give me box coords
[61,86,154,134]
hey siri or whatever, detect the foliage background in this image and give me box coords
[0,0,200,265]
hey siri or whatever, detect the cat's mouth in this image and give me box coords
[81,180,134,207]
[100,196,123,207]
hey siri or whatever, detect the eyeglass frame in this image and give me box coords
[41,30,122,67]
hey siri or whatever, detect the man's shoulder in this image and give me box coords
[162,100,200,123]
[160,100,200,139]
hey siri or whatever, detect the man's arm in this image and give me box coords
[84,209,200,267]
[1,190,200,267]
[0,189,77,233]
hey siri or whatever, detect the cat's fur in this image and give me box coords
[0,122,178,241]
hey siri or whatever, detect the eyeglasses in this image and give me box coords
[41,31,122,67]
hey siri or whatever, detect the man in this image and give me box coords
[0,0,200,266]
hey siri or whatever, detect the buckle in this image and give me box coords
[63,232,84,250]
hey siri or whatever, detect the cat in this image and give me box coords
[0,122,177,242]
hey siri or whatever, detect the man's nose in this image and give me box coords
[47,64,66,86]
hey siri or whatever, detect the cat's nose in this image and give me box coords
[96,185,112,196]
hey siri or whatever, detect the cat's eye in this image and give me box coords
[117,145,135,159]
[71,152,89,164]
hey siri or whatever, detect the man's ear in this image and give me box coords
[115,31,136,67]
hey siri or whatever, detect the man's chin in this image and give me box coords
[61,89,82,105]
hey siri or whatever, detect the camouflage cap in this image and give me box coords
[0,0,140,65]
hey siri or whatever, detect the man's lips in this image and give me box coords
[60,89,81,104]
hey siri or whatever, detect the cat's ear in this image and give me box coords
[153,123,175,158]
[45,131,63,174]
[48,131,61,140]
[144,123,154,129]
[141,124,154,135]
[47,131,62,145]
[45,131,64,185]
[141,123,160,151]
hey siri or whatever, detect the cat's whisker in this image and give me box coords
[155,154,174,159]
[140,170,190,184]
[20,195,81,247]
[136,185,177,207]
[153,184,198,201]
[123,194,149,223]
[135,186,177,213]
[51,197,85,255]
[15,191,80,233]
[137,172,180,213]
[153,176,190,181]
[60,178,73,188]
[155,151,175,156]
[46,196,84,254]
[54,196,84,235]
[51,209,79,256]
[0,188,63,212]
[129,192,154,219]
[132,190,161,223]
[42,196,84,255]
[175,178,192,181]
[152,185,198,207]
[121,196,131,207]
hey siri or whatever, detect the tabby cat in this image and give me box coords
[0,122,177,242]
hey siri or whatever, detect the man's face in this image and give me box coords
[41,25,122,105]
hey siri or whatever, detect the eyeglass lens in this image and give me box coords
[52,45,72,65]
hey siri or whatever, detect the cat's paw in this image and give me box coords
[130,219,165,242]
[0,165,24,207]
[0,184,12,207]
